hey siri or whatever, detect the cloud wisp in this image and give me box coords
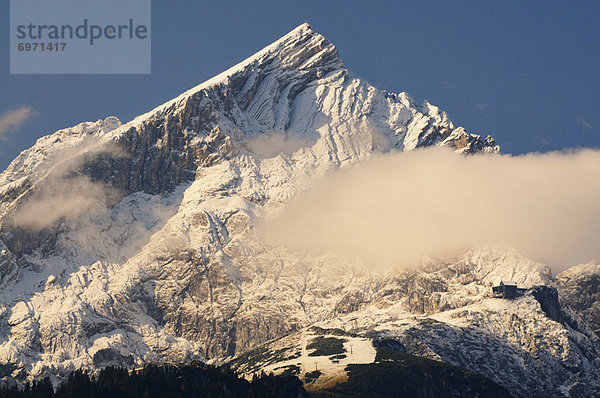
[12,176,118,230]
[245,132,315,159]
[259,148,600,272]
[0,107,35,139]
[10,137,125,231]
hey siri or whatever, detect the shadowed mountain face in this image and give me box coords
[0,23,598,398]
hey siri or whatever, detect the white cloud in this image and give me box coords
[0,107,35,139]
[476,103,490,111]
[259,148,600,272]
[12,176,117,230]
[245,132,313,158]
[10,136,125,231]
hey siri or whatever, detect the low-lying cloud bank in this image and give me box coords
[260,148,600,271]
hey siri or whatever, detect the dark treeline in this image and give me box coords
[0,363,305,398]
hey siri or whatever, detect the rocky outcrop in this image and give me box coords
[558,263,600,335]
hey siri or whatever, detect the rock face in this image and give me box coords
[0,23,597,397]
[558,263,600,334]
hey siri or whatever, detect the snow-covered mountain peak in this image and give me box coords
[284,22,314,37]
[110,23,342,135]
[4,23,598,398]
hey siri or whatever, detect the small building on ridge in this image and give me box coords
[492,280,526,299]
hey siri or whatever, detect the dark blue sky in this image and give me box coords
[1,1,599,170]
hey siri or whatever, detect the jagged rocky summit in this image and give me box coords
[0,23,598,397]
